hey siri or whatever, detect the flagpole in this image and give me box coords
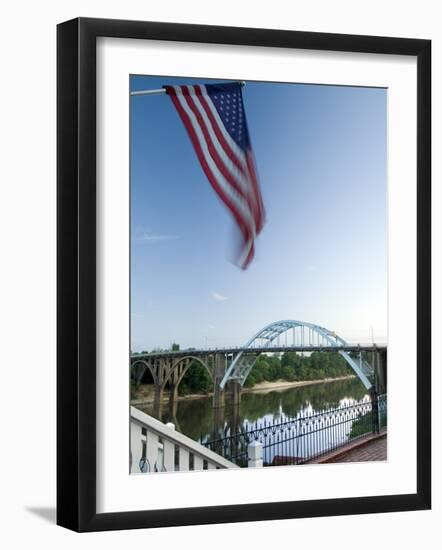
[130,81,246,96]
[130,88,167,96]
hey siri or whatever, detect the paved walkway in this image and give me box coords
[326,434,387,463]
[304,432,387,464]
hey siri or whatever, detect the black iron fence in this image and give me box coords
[203,394,387,467]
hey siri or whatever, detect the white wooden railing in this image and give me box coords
[130,406,239,473]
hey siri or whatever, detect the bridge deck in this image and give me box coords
[132,344,387,360]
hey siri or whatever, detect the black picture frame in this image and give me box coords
[57,17,431,532]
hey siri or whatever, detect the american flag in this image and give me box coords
[164,82,265,269]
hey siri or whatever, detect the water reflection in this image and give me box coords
[139,377,368,445]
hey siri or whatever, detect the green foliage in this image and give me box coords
[349,408,387,439]
[349,411,373,439]
[244,351,353,388]
[178,361,212,395]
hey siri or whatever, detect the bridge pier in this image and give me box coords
[231,380,242,407]
[212,405,225,439]
[375,349,387,394]
[213,384,225,408]
[167,367,180,407]
[168,393,178,420]
[153,384,164,417]
[169,384,178,406]
[369,349,387,434]
[371,348,387,395]
[229,397,242,460]
[213,353,226,409]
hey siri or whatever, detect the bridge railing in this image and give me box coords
[203,394,387,467]
[130,406,239,473]
[131,342,387,358]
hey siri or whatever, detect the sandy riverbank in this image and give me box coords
[241,375,356,394]
[131,375,356,407]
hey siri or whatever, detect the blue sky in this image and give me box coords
[130,75,387,352]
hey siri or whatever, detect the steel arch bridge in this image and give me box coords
[219,320,374,390]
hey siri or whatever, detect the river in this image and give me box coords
[138,377,370,463]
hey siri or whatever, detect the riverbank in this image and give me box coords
[131,375,357,406]
[241,375,356,394]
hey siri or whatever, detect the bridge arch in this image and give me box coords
[220,320,373,391]
[131,359,158,385]
[161,355,212,392]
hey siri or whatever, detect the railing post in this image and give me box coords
[248,440,263,467]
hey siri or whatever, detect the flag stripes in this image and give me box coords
[164,83,265,269]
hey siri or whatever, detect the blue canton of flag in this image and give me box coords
[206,83,250,150]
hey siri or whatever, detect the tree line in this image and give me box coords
[182,352,355,395]
[244,351,353,386]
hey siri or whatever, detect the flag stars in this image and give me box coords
[204,85,249,148]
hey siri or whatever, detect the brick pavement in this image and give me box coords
[325,434,387,463]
